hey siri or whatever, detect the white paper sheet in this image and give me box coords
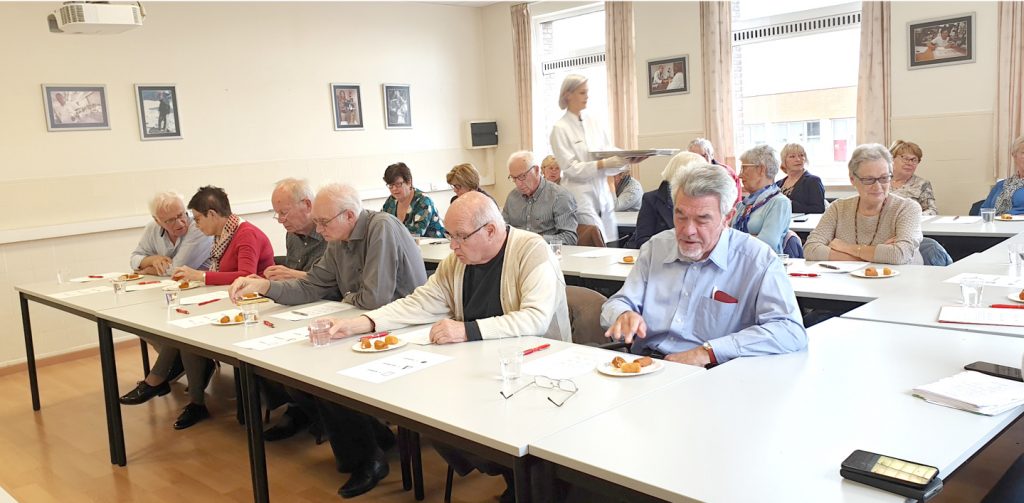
[168,308,241,329]
[48,285,114,299]
[943,273,1024,289]
[787,261,868,274]
[338,349,452,383]
[570,248,625,258]
[938,306,1024,327]
[68,272,125,283]
[125,279,177,292]
[179,290,230,305]
[521,348,609,380]
[269,301,355,321]
[932,216,982,224]
[234,327,309,350]
[392,325,433,345]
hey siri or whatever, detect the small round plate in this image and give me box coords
[597,359,664,377]
[164,282,204,291]
[1006,293,1024,304]
[119,273,145,281]
[617,257,637,265]
[211,317,245,326]
[850,269,900,279]
[352,339,408,353]
[996,215,1024,221]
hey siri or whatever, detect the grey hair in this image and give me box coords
[1012,135,1024,155]
[848,143,893,177]
[317,183,363,215]
[148,191,186,217]
[740,144,781,179]
[670,162,738,216]
[660,151,705,182]
[558,74,588,110]
[688,138,716,160]
[507,150,536,171]
[274,177,314,203]
[461,191,505,229]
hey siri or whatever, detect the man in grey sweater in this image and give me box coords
[229,182,426,499]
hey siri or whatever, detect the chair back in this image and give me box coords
[969,199,985,216]
[783,230,804,259]
[565,286,608,346]
[576,224,606,247]
[920,237,953,266]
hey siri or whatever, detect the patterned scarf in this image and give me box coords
[209,214,243,272]
[995,176,1024,214]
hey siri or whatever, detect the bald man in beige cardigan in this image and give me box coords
[326,191,570,343]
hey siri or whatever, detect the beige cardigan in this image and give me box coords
[804,194,923,264]
[365,227,571,341]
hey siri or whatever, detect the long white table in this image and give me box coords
[789,214,1024,238]
[528,318,1024,502]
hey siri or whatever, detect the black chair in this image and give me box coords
[969,199,985,216]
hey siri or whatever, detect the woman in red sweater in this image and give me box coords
[168,186,274,429]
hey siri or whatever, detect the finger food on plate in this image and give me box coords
[233,313,244,323]
[360,339,372,349]
[864,267,878,277]
[242,292,260,300]
[620,362,641,373]
[373,339,388,350]
[635,356,653,367]
[882,267,893,276]
[179,280,190,289]
[219,315,231,324]
[1001,214,1013,220]
[611,356,626,369]
[384,334,400,345]
[622,256,635,264]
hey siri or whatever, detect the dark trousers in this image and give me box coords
[315,399,389,472]
[261,378,317,416]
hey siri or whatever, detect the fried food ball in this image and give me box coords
[234,313,244,323]
[360,339,372,349]
[882,267,893,276]
[384,335,400,345]
[220,315,231,324]
[864,267,878,277]
[611,356,626,368]
[373,339,388,350]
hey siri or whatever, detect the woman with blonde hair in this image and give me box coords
[446,162,492,203]
[888,140,937,215]
[775,143,826,214]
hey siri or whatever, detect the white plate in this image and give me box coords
[164,282,204,291]
[1006,293,1024,304]
[996,215,1024,221]
[597,358,664,377]
[352,339,408,353]
[617,257,637,265]
[850,269,900,279]
[211,316,246,326]
[118,274,145,282]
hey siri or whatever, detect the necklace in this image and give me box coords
[781,172,803,195]
[854,196,887,245]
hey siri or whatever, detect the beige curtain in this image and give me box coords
[699,2,735,165]
[511,3,533,151]
[605,1,638,153]
[855,2,890,146]
[994,1,1024,178]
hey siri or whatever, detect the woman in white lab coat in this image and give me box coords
[549,74,638,244]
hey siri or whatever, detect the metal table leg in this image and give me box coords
[241,363,270,503]
[19,293,40,411]
[97,318,126,466]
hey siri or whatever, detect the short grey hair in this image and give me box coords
[1012,135,1024,155]
[507,150,536,171]
[558,74,588,110]
[317,183,363,215]
[688,138,716,160]
[274,178,314,203]
[740,144,781,179]
[670,162,738,216]
[848,143,893,177]
[661,151,705,182]
[148,192,185,217]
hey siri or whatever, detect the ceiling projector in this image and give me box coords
[48,1,144,34]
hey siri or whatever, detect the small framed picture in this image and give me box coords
[135,84,182,140]
[41,85,110,131]
[382,84,411,129]
[331,83,363,130]
[647,55,689,97]
[908,13,974,70]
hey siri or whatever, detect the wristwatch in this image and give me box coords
[702,341,718,365]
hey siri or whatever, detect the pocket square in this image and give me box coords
[712,289,738,304]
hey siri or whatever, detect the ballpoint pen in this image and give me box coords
[788,273,819,277]
[138,281,159,285]
[88,275,104,278]
[818,263,840,270]
[990,304,1024,309]
[198,298,220,306]
[522,343,551,356]
[360,331,391,340]
[292,310,308,317]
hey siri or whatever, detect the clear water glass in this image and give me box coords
[959,277,985,308]
[981,208,996,223]
[498,346,523,381]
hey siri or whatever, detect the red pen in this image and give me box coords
[359,331,391,341]
[522,343,551,356]
[197,298,220,306]
[89,275,104,278]
[138,281,158,285]
[990,304,1024,309]
[788,273,819,277]
[263,320,275,328]
[175,308,190,315]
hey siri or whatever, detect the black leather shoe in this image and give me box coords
[309,417,327,445]
[338,456,389,498]
[264,406,310,442]
[173,403,210,430]
[119,380,170,405]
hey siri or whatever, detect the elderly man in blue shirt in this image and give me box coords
[602,159,807,366]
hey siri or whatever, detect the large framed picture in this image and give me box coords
[331,83,363,130]
[41,84,109,131]
[135,84,182,140]
[647,55,689,97]
[382,84,411,129]
[908,13,974,70]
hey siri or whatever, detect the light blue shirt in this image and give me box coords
[731,184,791,253]
[601,227,807,362]
[129,218,213,274]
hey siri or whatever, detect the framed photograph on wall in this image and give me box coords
[908,13,974,70]
[135,84,182,140]
[41,84,110,131]
[331,83,363,130]
[647,55,689,97]
[382,84,411,129]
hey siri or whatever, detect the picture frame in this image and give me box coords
[41,84,110,131]
[382,84,411,129]
[135,84,182,140]
[908,13,975,70]
[647,55,689,97]
[331,83,363,130]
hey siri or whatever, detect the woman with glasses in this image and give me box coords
[775,143,826,214]
[888,140,937,215]
[381,162,446,237]
[733,145,791,253]
[445,162,493,204]
[981,135,1024,215]
[804,144,923,264]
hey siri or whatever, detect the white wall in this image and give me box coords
[0,1,498,367]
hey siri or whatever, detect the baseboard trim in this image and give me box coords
[0,338,143,377]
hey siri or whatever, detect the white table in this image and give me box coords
[528,318,1024,502]
[789,214,1024,239]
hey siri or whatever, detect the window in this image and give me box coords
[732,1,861,185]
[532,4,607,159]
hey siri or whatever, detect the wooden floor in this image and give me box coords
[0,341,1022,502]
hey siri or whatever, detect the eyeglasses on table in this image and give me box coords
[499,375,578,407]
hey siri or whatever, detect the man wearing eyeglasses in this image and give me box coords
[262,178,327,281]
[228,182,425,499]
[502,150,579,245]
[131,191,213,276]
